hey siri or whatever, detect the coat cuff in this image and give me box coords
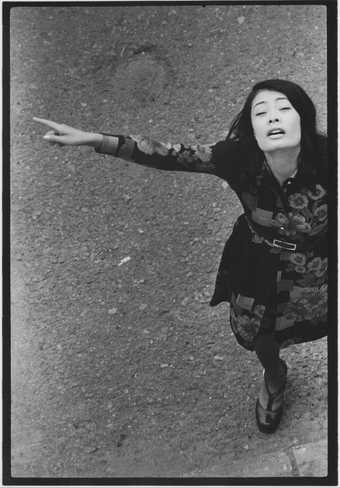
[95,134,119,156]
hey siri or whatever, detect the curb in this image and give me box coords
[184,438,327,477]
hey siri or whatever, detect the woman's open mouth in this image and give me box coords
[267,128,285,138]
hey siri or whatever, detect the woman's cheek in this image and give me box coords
[253,129,266,151]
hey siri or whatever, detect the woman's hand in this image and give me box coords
[33,117,103,147]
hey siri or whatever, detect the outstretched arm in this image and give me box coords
[95,133,218,174]
[33,117,219,175]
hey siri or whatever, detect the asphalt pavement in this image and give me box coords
[9,4,330,482]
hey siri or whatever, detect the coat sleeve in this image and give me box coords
[95,133,240,180]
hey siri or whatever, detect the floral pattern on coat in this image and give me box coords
[272,186,327,237]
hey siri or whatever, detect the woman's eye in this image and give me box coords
[279,107,291,111]
[255,112,266,116]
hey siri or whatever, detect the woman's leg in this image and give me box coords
[254,332,286,393]
[254,332,288,432]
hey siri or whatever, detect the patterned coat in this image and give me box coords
[95,133,328,351]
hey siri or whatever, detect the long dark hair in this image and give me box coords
[226,79,327,184]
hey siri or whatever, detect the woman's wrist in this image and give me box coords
[85,132,104,148]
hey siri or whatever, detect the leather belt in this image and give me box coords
[264,238,297,251]
[243,214,325,253]
[244,216,298,252]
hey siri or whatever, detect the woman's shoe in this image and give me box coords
[255,359,288,434]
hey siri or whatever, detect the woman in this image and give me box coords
[34,79,328,433]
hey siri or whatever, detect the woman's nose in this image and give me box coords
[269,115,279,123]
[268,111,280,123]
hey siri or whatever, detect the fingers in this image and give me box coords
[43,130,58,139]
[33,117,63,131]
[43,130,64,145]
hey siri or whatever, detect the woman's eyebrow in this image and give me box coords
[253,96,288,109]
[253,100,266,108]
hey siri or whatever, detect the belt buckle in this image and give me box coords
[272,239,296,251]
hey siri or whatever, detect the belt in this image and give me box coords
[244,215,325,253]
[244,216,298,252]
[263,238,297,251]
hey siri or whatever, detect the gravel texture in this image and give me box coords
[10,4,327,478]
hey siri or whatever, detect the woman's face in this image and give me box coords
[250,89,301,153]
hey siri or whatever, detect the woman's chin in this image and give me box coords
[262,140,300,152]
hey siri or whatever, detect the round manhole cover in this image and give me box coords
[113,53,169,106]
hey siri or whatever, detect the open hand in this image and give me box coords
[33,117,92,146]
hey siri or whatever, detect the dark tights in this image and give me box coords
[254,332,285,390]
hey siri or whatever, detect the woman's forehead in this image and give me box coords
[252,89,288,107]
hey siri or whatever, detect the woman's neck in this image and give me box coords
[264,146,300,186]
